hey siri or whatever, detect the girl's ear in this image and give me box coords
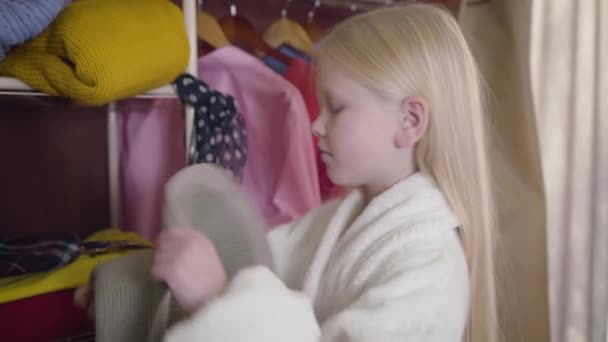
[394,96,430,148]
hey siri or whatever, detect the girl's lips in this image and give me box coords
[320,151,332,163]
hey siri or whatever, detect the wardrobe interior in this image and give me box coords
[0,1,472,341]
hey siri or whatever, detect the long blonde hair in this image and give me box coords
[315,4,499,341]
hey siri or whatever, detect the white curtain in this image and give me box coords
[530,0,608,341]
[459,1,549,341]
[461,0,608,341]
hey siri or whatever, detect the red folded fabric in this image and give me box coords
[0,289,93,342]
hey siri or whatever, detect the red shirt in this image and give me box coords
[285,58,344,201]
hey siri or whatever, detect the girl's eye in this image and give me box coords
[329,106,345,114]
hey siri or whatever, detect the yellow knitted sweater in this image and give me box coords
[0,0,189,105]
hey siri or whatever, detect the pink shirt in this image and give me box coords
[201,46,320,227]
[117,99,186,240]
[118,46,320,239]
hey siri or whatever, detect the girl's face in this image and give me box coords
[313,64,417,197]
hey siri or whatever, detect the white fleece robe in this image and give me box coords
[164,173,470,342]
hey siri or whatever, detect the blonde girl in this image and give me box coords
[153,4,500,342]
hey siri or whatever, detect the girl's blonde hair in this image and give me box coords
[315,4,499,342]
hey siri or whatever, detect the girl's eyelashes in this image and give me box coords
[322,92,345,115]
[329,105,345,114]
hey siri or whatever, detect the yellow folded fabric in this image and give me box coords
[0,229,152,304]
[0,0,189,105]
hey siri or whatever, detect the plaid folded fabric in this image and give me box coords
[0,234,152,277]
[0,233,81,277]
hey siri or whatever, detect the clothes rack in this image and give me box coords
[0,0,199,228]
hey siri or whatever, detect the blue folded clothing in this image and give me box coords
[0,0,70,61]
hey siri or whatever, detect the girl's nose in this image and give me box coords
[312,114,326,137]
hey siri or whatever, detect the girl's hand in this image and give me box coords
[152,227,227,313]
[74,282,95,319]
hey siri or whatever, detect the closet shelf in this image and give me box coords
[0,77,177,98]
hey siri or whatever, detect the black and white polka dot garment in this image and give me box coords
[173,73,248,181]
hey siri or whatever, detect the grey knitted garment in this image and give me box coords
[94,164,274,342]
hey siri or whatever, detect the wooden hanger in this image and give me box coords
[303,1,327,43]
[263,1,314,55]
[219,2,292,65]
[197,6,230,49]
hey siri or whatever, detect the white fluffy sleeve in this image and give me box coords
[163,266,321,342]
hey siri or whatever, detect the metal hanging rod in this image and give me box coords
[294,0,396,11]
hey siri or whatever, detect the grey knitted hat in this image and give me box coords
[93,164,274,342]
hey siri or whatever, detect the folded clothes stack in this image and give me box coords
[0,0,189,105]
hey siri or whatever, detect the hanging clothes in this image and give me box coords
[279,43,313,63]
[198,46,320,227]
[261,55,289,76]
[118,75,248,240]
[0,0,70,61]
[118,46,320,238]
[173,73,248,181]
[284,58,344,201]
[117,98,186,240]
